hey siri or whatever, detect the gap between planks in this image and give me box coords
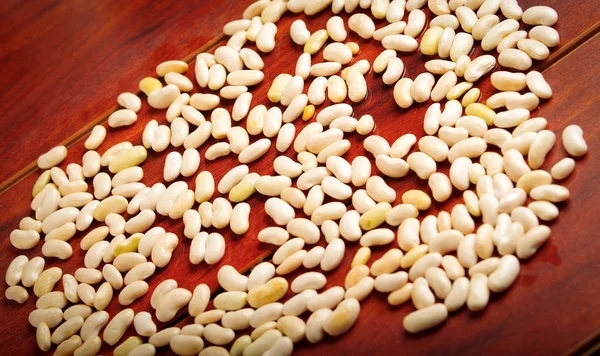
[2,21,600,195]
[0,33,225,194]
[0,16,599,351]
[536,20,600,72]
[566,328,600,356]
[2,17,600,195]
[134,24,600,340]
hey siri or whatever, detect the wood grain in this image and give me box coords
[0,0,255,187]
[294,32,600,356]
[0,1,599,354]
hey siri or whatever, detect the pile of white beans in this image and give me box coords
[6,0,589,355]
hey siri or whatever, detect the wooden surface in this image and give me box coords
[0,0,599,354]
[0,0,254,187]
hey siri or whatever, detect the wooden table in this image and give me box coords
[1,0,599,354]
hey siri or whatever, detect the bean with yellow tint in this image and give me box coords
[138,77,163,96]
[359,202,392,231]
[247,277,288,308]
[402,190,432,211]
[114,233,143,256]
[465,103,496,125]
[304,30,329,55]
[156,60,188,77]
[302,105,315,121]
[462,88,481,107]
[108,146,147,174]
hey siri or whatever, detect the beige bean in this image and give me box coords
[550,158,575,180]
[522,5,558,26]
[85,125,107,150]
[29,308,63,328]
[529,26,560,47]
[498,48,532,70]
[516,225,551,259]
[562,125,588,157]
[322,298,360,336]
[149,327,181,348]
[33,266,62,297]
[51,316,84,345]
[5,285,28,303]
[405,9,426,37]
[467,274,489,311]
[497,30,527,52]
[118,281,149,306]
[407,152,437,179]
[404,303,448,333]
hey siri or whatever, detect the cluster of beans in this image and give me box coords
[5,0,588,355]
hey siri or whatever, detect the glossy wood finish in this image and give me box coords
[0,0,254,187]
[0,1,599,354]
[294,32,600,356]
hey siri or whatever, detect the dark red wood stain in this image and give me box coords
[0,0,256,186]
[0,1,599,354]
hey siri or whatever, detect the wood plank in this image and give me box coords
[2,0,600,191]
[292,32,600,356]
[0,1,599,354]
[0,0,255,187]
